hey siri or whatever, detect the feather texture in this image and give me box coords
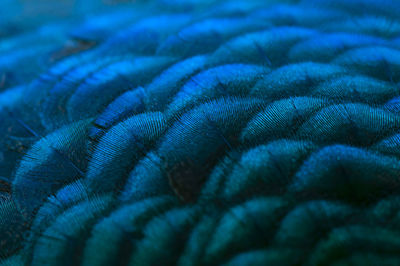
[2,0,400,265]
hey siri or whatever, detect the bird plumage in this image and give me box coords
[1,0,400,265]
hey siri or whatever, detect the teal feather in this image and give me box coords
[2,0,400,265]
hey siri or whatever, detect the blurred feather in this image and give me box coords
[333,46,400,82]
[156,17,271,57]
[289,145,400,203]
[307,225,400,265]
[208,27,317,67]
[289,33,386,63]
[322,16,400,38]
[12,119,91,218]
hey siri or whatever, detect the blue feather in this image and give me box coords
[2,0,400,264]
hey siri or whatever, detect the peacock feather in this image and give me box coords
[1,0,400,265]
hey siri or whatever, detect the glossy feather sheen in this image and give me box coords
[1,0,400,265]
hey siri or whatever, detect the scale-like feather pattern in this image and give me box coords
[2,0,400,265]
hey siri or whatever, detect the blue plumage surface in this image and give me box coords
[2,0,400,265]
